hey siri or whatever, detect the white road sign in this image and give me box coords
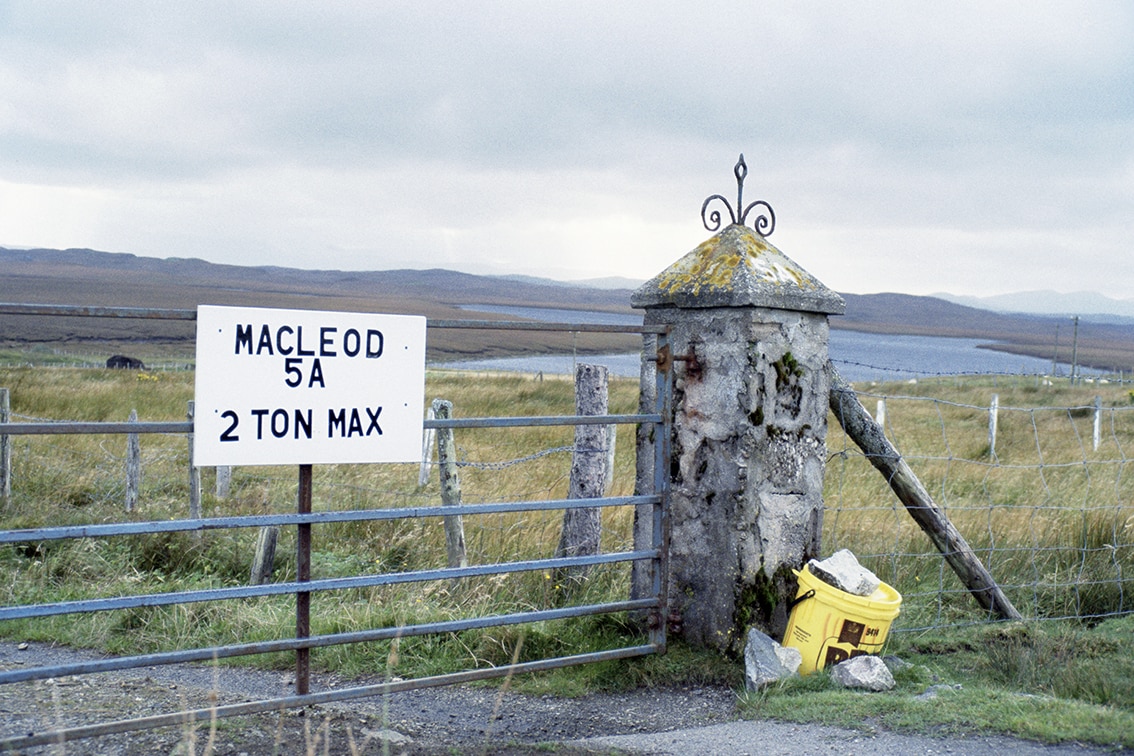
[193,305,426,466]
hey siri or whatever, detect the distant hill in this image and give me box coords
[838,292,1134,371]
[934,290,1134,324]
[0,246,639,359]
[2,246,1132,369]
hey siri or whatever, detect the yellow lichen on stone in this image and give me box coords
[657,236,744,296]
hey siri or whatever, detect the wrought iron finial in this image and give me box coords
[700,154,776,236]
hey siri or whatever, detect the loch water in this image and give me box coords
[437,305,1079,383]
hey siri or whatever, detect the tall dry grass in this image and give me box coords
[825,375,1134,628]
[2,366,1132,677]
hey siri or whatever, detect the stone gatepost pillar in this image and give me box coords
[632,157,844,652]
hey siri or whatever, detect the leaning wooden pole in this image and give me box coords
[827,363,1022,621]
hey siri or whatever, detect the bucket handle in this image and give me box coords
[787,589,816,612]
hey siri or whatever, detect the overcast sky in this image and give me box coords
[1,2,1131,297]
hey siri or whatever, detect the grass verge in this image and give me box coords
[739,616,1134,749]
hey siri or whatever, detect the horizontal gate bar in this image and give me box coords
[0,413,661,435]
[0,644,660,751]
[0,598,659,685]
[0,495,661,544]
[0,550,657,620]
[0,421,193,435]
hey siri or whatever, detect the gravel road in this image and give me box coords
[0,641,1125,755]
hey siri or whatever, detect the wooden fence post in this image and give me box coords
[829,365,1022,620]
[187,401,201,520]
[126,409,141,512]
[418,404,437,488]
[431,399,467,569]
[988,394,999,459]
[0,388,10,503]
[555,364,608,581]
[249,526,279,585]
[1093,395,1102,452]
[216,466,232,499]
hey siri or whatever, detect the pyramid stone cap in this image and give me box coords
[631,223,845,314]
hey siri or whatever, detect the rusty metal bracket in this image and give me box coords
[654,344,699,375]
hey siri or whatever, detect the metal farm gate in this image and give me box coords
[0,304,672,751]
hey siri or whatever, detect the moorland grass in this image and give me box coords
[2,366,1133,747]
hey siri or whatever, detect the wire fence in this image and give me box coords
[825,376,1134,631]
[4,359,1133,634]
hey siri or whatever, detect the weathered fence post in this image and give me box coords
[187,401,201,520]
[249,525,279,585]
[828,365,1022,620]
[1093,395,1102,452]
[989,394,999,459]
[125,409,141,512]
[631,171,845,651]
[432,399,467,569]
[0,388,10,503]
[555,364,610,579]
[215,466,232,499]
[419,404,437,488]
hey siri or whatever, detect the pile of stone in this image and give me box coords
[806,548,880,597]
[744,549,897,692]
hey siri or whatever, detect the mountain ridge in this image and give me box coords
[934,290,1134,324]
[3,246,1132,370]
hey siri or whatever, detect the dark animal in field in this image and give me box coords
[106,355,146,370]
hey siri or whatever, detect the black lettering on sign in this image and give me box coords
[238,408,314,440]
[233,323,389,359]
[343,329,361,357]
[251,409,269,439]
[347,409,363,436]
[257,325,274,355]
[328,408,346,438]
[366,329,383,358]
[327,407,383,438]
[320,327,337,356]
[283,358,326,389]
[235,325,254,355]
[276,325,294,355]
[308,359,325,388]
[220,410,240,441]
[365,406,382,435]
[296,325,315,356]
[285,357,303,387]
[270,409,289,438]
[294,409,313,438]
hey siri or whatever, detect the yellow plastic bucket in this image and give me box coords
[782,565,901,675]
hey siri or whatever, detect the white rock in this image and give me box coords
[744,628,801,691]
[807,549,881,597]
[829,655,895,691]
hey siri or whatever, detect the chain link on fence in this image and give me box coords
[454,444,578,470]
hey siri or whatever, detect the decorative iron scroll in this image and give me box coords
[700,154,776,236]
